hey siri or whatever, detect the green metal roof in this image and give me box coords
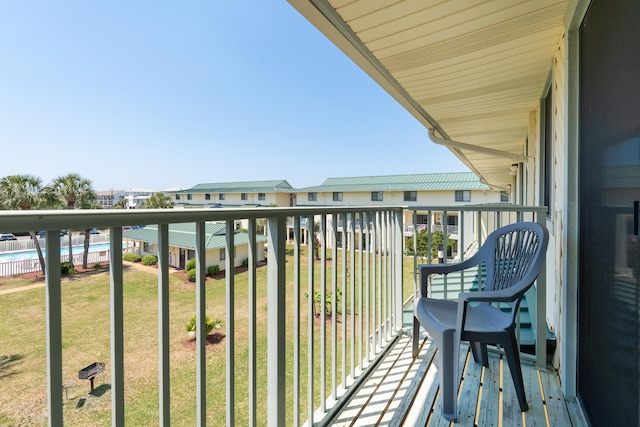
[174,180,293,194]
[298,172,487,192]
[122,223,267,250]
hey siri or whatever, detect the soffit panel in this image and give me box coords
[290,0,569,189]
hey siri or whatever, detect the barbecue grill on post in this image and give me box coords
[78,362,105,392]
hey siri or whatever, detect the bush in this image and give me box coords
[61,262,71,275]
[187,269,197,282]
[207,265,220,276]
[186,314,223,337]
[186,258,196,271]
[123,253,142,262]
[92,262,102,269]
[142,255,158,266]
[242,258,249,267]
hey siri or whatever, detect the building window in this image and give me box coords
[543,87,553,215]
[308,192,317,201]
[187,194,192,200]
[241,193,248,201]
[220,248,225,261]
[219,193,225,200]
[455,190,471,202]
[205,193,211,201]
[404,191,417,202]
[332,192,343,202]
[176,194,180,200]
[371,191,383,202]
[143,242,153,253]
[258,193,266,201]
[500,191,509,202]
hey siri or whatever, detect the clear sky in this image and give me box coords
[0,1,469,192]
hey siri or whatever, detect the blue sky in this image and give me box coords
[0,1,469,192]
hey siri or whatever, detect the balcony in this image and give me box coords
[0,205,576,426]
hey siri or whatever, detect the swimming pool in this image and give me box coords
[0,243,117,262]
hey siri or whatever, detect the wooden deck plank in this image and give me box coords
[476,352,501,427]
[523,362,547,426]
[329,335,573,427]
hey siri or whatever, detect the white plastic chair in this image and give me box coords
[412,222,549,422]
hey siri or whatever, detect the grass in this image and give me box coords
[0,246,417,426]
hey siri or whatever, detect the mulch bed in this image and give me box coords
[183,332,226,350]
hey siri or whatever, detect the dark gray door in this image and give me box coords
[579,0,640,424]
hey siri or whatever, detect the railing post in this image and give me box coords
[267,216,286,426]
[109,226,125,426]
[394,210,403,334]
[225,220,235,426]
[45,232,63,427]
[536,214,548,368]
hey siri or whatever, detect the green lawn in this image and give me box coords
[0,247,416,426]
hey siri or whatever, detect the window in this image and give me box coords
[219,248,225,261]
[143,242,153,253]
[332,192,343,202]
[241,193,248,201]
[308,192,317,201]
[187,194,192,200]
[219,193,225,200]
[258,193,266,201]
[404,191,417,202]
[543,87,553,215]
[455,190,471,202]
[205,194,211,201]
[176,194,180,200]
[371,191,383,201]
[500,191,509,202]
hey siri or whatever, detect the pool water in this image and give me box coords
[0,243,117,262]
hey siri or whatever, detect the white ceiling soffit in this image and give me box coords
[288,0,573,190]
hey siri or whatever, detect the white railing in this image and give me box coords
[0,206,405,427]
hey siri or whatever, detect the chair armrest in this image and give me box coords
[417,256,482,297]
[458,288,519,304]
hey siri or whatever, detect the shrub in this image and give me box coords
[123,253,142,262]
[187,269,197,282]
[186,258,196,271]
[61,262,71,275]
[92,262,102,269]
[142,255,158,266]
[186,314,223,337]
[207,265,220,276]
[242,258,249,267]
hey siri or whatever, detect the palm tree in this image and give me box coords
[140,192,174,209]
[49,173,97,269]
[0,175,57,274]
[114,197,128,209]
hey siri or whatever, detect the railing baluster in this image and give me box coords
[341,214,347,387]
[331,213,338,400]
[248,218,257,427]
[293,217,301,427]
[225,220,235,427]
[319,214,327,412]
[357,212,364,373]
[159,223,171,426]
[306,216,315,426]
[364,212,371,364]
[349,210,356,384]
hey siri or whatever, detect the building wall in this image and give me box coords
[301,189,501,206]
[174,191,291,207]
[141,243,265,270]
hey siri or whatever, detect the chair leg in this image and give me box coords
[502,333,529,412]
[437,329,459,422]
[412,316,420,358]
[470,341,489,367]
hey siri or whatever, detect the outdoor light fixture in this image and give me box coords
[509,164,518,176]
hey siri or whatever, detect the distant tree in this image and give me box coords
[0,174,58,274]
[140,192,174,209]
[49,173,96,269]
[114,197,128,209]
[406,230,454,262]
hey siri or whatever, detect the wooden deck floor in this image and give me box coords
[330,334,574,426]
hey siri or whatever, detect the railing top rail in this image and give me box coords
[407,204,547,213]
[0,206,405,232]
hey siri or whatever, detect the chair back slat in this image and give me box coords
[489,227,542,292]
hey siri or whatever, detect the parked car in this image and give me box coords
[39,231,65,238]
[80,228,100,235]
[0,233,17,241]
